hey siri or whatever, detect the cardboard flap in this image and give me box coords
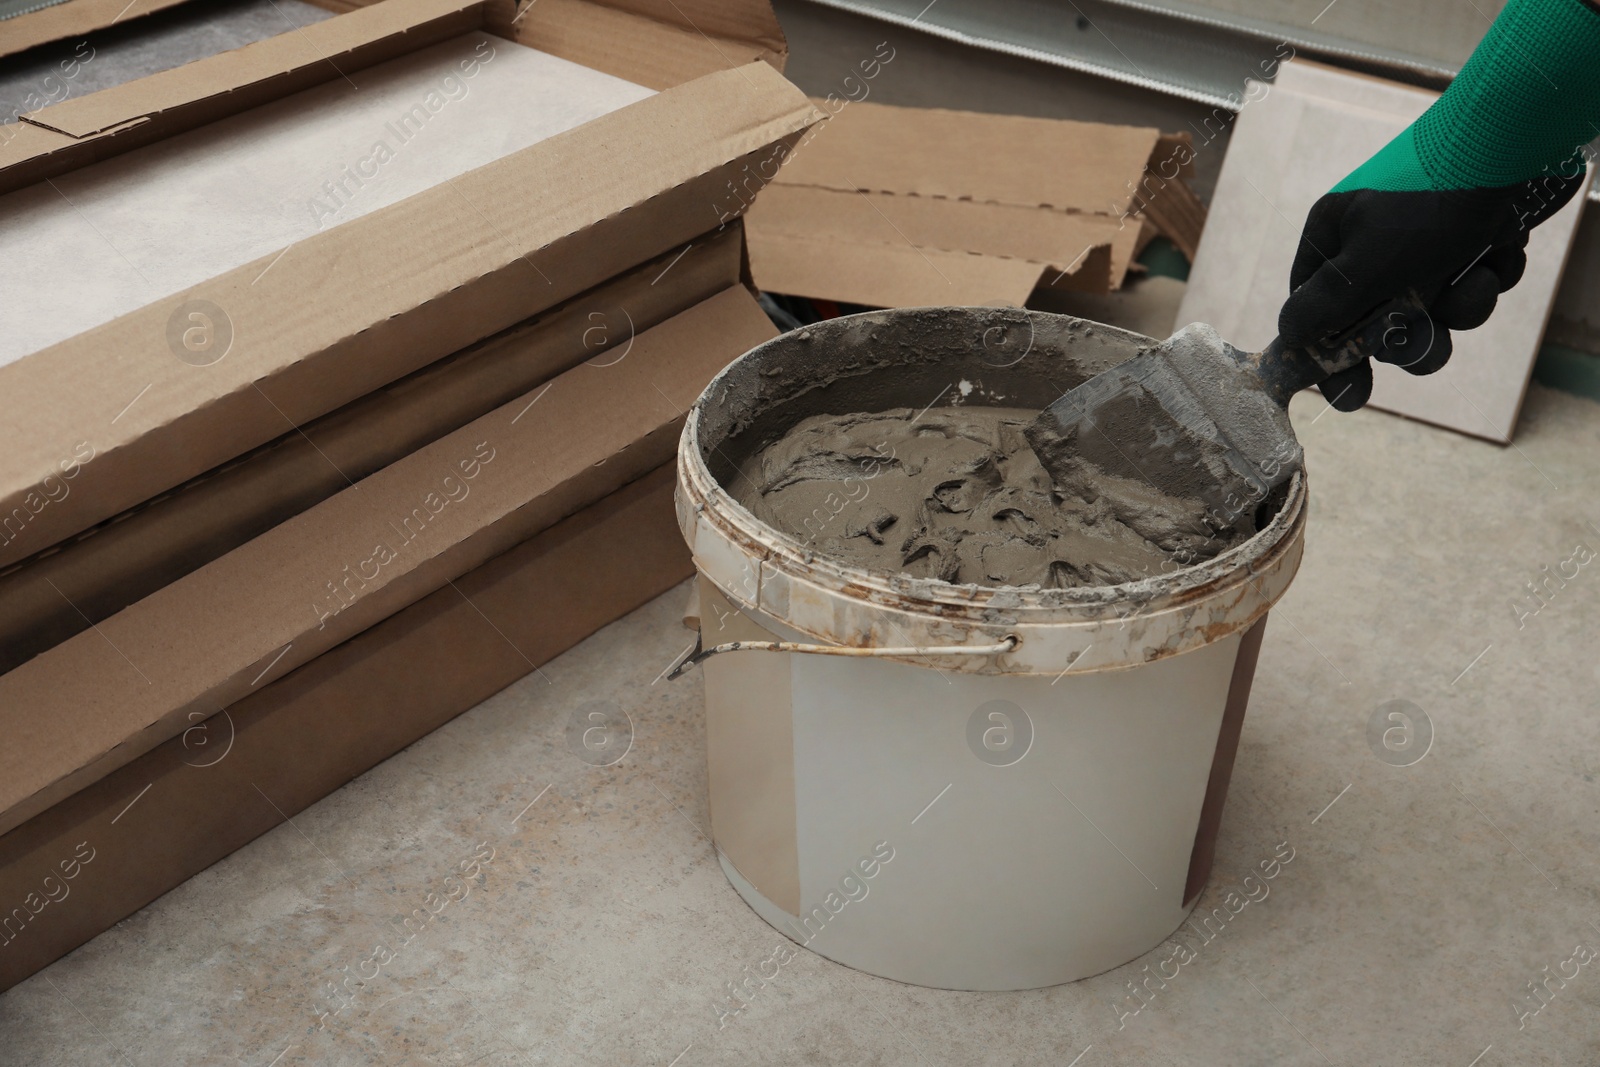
[4,31,659,367]
[593,0,785,57]
[1132,167,1206,261]
[0,119,80,166]
[747,184,1138,280]
[747,231,1112,310]
[775,101,1162,215]
[502,0,782,90]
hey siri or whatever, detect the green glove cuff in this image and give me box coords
[1334,0,1600,193]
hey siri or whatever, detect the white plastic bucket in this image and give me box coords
[675,307,1305,990]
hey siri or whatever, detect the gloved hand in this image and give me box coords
[1277,0,1600,411]
[1280,169,1585,410]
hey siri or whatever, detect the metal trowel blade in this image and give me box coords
[1024,323,1303,536]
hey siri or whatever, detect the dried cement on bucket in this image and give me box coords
[732,405,1251,589]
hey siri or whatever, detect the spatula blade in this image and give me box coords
[1025,323,1303,541]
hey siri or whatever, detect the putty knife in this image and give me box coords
[1025,293,1430,540]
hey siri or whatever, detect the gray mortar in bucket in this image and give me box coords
[688,306,1301,635]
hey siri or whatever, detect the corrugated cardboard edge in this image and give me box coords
[0,0,487,192]
[0,286,779,839]
[0,0,190,61]
[747,184,1135,279]
[699,575,801,916]
[775,100,1163,217]
[747,229,1114,309]
[745,181,1126,305]
[0,462,692,994]
[0,61,822,569]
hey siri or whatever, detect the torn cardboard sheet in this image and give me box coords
[1177,59,1592,442]
[744,100,1203,308]
[0,29,652,365]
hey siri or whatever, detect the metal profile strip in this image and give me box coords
[801,0,1600,202]
[804,0,1257,108]
[1092,0,1461,78]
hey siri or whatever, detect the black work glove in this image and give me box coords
[1278,171,1586,411]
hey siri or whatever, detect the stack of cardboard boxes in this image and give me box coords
[0,0,818,990]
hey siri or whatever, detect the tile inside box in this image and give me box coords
[0,30,653,366]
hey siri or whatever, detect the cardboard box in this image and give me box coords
[744,99,1204,308]
[0,461,692,993]
[0,283,777,839]
[0,0,817,568]
[0,225,744,675]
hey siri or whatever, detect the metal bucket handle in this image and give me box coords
[663,632,1020,682]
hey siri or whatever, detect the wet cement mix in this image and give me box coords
[733,406,1251,589]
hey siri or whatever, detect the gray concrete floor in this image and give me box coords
[2,380,1598,1066]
